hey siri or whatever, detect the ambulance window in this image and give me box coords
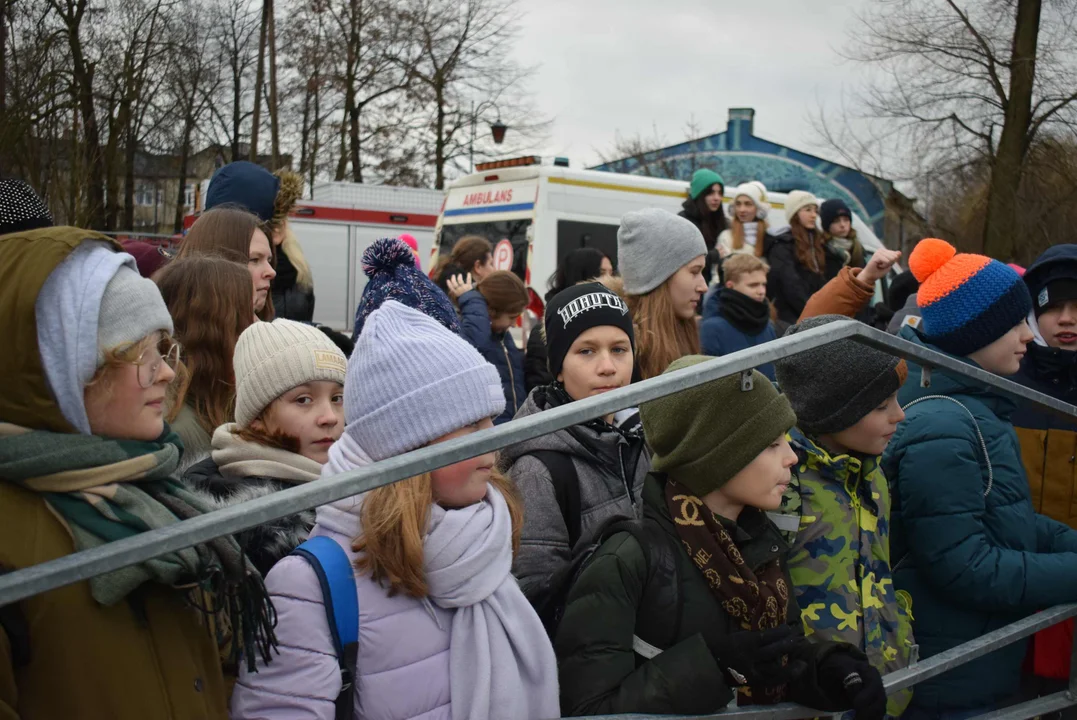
[556,220,619,271]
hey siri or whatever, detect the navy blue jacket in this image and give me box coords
[458,290,525,424]
[698,287,777,380]
[882,326,1077,711]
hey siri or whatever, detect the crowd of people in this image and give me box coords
[1,162,1077,720]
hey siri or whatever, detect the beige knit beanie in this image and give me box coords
[233,319,347,427]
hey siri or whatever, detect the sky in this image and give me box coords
[510,0,875,169]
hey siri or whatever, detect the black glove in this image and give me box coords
[816,649,886,720]
[707,625,810,690]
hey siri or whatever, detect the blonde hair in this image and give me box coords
[353,470,523,598]
[722,254,770,284]
[89,332,191,424]
[626,282,700,381]
[279,221,314,290]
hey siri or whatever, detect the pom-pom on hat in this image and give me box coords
[911,238,1031,356]
[352,237,459,338]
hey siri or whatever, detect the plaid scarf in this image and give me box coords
[665,478,791,703]
[0,422,277,671]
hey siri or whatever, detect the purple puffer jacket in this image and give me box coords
[231,496,453,720]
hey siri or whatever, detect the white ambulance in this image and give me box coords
[431,157,888,313]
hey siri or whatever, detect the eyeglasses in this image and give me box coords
[133,339,182,388]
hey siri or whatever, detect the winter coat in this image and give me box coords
[881,325,1077,711]
[698,287,777,380]
[524,324,554,392]
[799,266,875,322]
[271,250,315,322]
[1013,245,1077,530]
[0,226,229,720]
[183,466,314,578]
[500,386,650,602]
[458,290,525,424]
[555,474,854,716]
[172,403,212,473]
[824,231,866,269]
[765,229,844,327]
[231,498,454,720]
[678,201,726,284]
[773,428,916,717]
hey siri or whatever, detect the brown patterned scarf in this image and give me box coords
[665,478,791,703]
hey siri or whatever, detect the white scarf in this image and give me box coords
[319,432,560,720]
[742,221,759,251]
[212,423,322,483]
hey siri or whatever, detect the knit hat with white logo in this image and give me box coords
[544,282,635,379]
[233,319,347,427]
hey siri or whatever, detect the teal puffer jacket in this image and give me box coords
[881,326,1077,711]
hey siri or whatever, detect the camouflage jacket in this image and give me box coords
[772,428,917,717]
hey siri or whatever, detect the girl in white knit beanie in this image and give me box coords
[182,318,347,576]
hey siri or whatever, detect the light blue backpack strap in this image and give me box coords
[291,536,359,720]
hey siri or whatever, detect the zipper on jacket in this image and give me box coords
[618,442,635,505]
[501,338,518,411]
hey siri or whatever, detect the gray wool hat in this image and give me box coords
[617,208,708,295]
[775,315,908,435]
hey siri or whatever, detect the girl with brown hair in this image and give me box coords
[232,301,559,720]
[183,318,346,576]
[433,234,495,295]
[447,269,530,423]
[156,255,255,471]
[617,208,709,380]
[765,190,844,328]
[179,206,277,321]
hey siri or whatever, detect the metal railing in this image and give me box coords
[2,319,1077,720]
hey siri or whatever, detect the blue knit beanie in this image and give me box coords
[352,238,459,338]
[911,238,1032,355]
[344,301,505,461]
[205,161,280,223]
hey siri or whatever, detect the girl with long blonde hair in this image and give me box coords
[617,208,709,380]
[718,182,771,258]
[232,300,559,720]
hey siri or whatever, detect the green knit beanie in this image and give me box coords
[640,356,797,498]
[689,169,725,200]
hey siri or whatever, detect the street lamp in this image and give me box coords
[470,101,508,172]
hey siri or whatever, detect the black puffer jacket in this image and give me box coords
[271,250,315,322]
[555,474,855,717]
[765,229,844,327]
[183,458,314,577]
[524,325,553,392]
[679,199,727,285]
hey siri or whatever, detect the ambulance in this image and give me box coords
[431,156,889,315]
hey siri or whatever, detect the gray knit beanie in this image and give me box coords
[97,263,174,363]
[344,300,505,461]
[775,315,908,435]
[233,319,347,427]
[617,208,707,295]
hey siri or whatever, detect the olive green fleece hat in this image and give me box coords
[640,356,797,497]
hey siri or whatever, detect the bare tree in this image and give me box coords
[204,0,258,162]
[817,0,1077,258]
[406,0,547,189]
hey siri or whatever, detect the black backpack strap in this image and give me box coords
[0,566,29,668]
[526,451,582,548]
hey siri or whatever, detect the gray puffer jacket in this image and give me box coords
[500,385,650,602]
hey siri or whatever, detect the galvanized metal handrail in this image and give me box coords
[2,320,1077,720]
[1,320,1075,608]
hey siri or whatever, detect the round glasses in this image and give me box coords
[133,339,182,388]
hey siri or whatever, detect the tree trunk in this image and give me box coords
[335,119,348,180]
[0,0,8,115]
[266,0,280,168]
[434,88,446,190]
[123,112,137,230]
[231,56,242,161]
[983,0,1042,260]
[349,104,362,183]
[249,0,269,161]
[310,70,321,195]
[174,112,194,233]
[66,17,107,230]
[299,78,312,176]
